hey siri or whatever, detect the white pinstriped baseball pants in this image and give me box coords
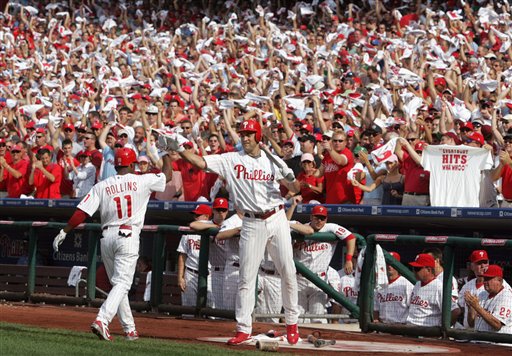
[236,209,300,334]
[97,227,139,333]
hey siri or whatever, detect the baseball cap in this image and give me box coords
[311,205,328,217]
[213,197,228,210]
[415,141,426,152]
[146,105,158,114]
[118,129,129,137]
[281,139,294,147]
[353,146,367,156]
[182,141,194,149]
[0,138,5,144]
[466,131,485,146]
[384,154,399,164]
[322,130,334,139]
[138,155,150,163]
[502,114,512,123]
[484,53,497,59]
[434,77,447,87]
[191,204,212,217]
[11,144,23,152]
[443,131,461,145]
[301,153,315,162]
[389,251,401,262]
[469,250,489,263]
[481,264,503,278]
[300,123,313,133]
[25,121,36,129]
[409,253,435,268]
[36,128,46,134]
[62,122,75,131]
[460,122,474,131]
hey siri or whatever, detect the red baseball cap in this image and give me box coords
[36,128,46,134]
[213,198,228,210]
[0,138,5,144]
[62,123,75,131]
[91,121,103,129]
[389,251,401,262]
[300,123,313,133]
[409,253,435,268]
[311,205,328,217]
[76,150,92,158]
[481,264,503,278]
[25,121,36,129]
[11,144,23,152]
[466,132,485,146]
[415,141,426,152]
[469,250,489,263]
[434,78,447,87]
[191,204,212,217]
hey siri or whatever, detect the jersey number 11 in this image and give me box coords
[113,195,132,218]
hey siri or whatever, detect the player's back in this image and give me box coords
[79,173,165,230]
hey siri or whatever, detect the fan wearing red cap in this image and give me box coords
[0,143,31,198]
[374,251,414,324]
[286,202,356,322]
[465,264,512,334]
[169,117,302,346]
[187,197,230,309]
[406,253,443,327]
[52,145,173,341]
[69,150,96,199]
[30,128,54,154]
[396,137,430,206]
[177,203,214,309]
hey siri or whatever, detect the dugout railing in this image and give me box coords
[0,221,362,322]
[359,233,512,344]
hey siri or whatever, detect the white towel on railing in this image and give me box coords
[67,266,87,286]
[144,271,152,302]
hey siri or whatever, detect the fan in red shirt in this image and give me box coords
[297,153,324,203]
[174,142,209,201]
[317,130,355,204]
[0,144,31,198]
[29,148,62,199]
[492,133,512,208]
[57,139,80,198]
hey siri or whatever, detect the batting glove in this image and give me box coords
[53,229,67,252]
[280,166,296,182]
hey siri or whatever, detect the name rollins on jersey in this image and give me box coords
[105,181,138,196]
[377,293,404,303]
[234,164,275,181]
[410,294,429,307]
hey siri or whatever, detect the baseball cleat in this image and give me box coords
[286,324,299,345]
[227,332,252,345]
[125,330,139,341]
[91,320,113,341]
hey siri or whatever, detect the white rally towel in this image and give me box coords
[370,137,399,164]
[67,266,87,287]
[144,271,152,302]
[355,244,388,291]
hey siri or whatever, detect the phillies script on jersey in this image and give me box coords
[293,242,330,252]
[234,164,275,181]
[376,292,405,303]
[441,148,469,171]
[187,239,200,250]
[105,181,138,196]
[410,294,429,307]
[343,286,358,298]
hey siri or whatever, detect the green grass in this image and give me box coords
[0,322,285,355]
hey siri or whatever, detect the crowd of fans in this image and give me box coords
[0,0,511,207]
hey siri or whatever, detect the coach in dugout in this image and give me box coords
[465,265,512,334]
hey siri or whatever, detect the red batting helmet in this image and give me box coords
[238,119,262,142]
[115,148,137,167]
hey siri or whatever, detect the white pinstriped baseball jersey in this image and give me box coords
[406,278,443,326]
[177,230,212,271]
[78,173,166,229]
[474,287,512,334]
[338,272,358,305]
[458,278,485,328]
[203,151,286,212]
[436,271,458,301]
[374,275,414,323]
[292,222,353,274]
[219,214,242,264]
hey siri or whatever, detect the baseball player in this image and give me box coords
[52,147,172,341]
[216,211,243,311]
[255,253,282,323]
[423,247,459,304]
[177,204,214,307]
[374,252,414,324]
[465,265,512,334]
[453,250,511,329]
[166,119,301,345]
[406,253,443,327]
[287,201,356,323]
[188,198,230,309]
[336,253,359,320]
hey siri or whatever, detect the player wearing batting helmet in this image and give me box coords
[52,145,173,341]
